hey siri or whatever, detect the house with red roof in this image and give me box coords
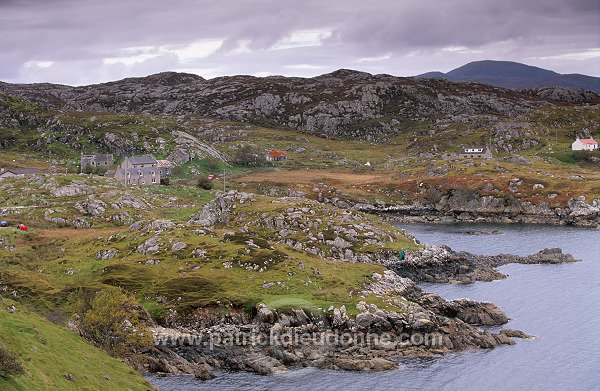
[572,137,598,151]
[265,150,288,162]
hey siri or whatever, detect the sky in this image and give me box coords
[1,0,599,86]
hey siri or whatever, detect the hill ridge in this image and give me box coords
[416,60,600,92]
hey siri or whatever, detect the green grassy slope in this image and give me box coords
[0,299,153,391]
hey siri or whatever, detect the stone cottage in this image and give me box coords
[114,156,160,186]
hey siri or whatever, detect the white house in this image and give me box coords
[459,146,493,159]
[572,137,598,151]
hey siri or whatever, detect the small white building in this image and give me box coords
[459,146,493,159]
[572,137,598,151]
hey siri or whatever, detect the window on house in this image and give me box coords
[142,180,145,184]
[152,178,156,183]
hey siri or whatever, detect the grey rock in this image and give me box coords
[256,303,276,324]
[171,241,188,251]
[137,236,161,254]
[500,329,534,339]
[194,363,215,380]
[452,299,509,325]
[51,184,90,197]
[75,196,106,216]
[245,356,287,375]
[96,249,118,260]
[168,147,191,165]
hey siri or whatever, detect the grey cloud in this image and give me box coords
[1,0,598,85]
[331,0,598,53]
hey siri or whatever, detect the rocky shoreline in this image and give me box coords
[134,192,579,381]
[390,245,579,284]
[325,192,600,227]
[140,245,577,381]
[140,269,526,380]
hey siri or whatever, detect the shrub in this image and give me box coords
[0,345,25,378]
[197,175,214,190]
[170,166,184,177]
[205,156,221,172]
[82,165,101,175]
[233,145,267,167]
[75,289,152,357]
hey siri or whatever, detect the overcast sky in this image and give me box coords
[1,0,599,86]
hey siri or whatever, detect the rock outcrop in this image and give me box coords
[327,191,600,227]
[148,269,520,379]
[391,245,579,284]
[188,191,255,227]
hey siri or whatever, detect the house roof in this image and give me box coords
[127,156,158,165]
[82,153,113,161]
[93,154,113,162]
[0,168,40,175]
[157,160,175,167]
[460,146,489,154]
[266,150,287,157]
[579,138,597,145]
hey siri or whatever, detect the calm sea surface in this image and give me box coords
[147,223,600,391]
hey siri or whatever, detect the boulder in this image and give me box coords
[452,299,508,325]
[355,313,375,329]
[326,236,353,249]
[500,329,534,339]
[188,193,234,226]
[256,303,276,324]
[194,363,215,380]
[331,305,349,328]
[137,236,161,254]
[245,356,286,375]
[75,196,106,216]
[129,219,174,233]
[171,241,188,251]
[168,147,191,165]
[318,357,397,372]
[51,184,90,197]
[95,249,118,260]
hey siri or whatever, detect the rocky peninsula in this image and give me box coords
[134,192,575,380]
[142,269,524,379]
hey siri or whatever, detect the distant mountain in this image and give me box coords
[416,60,600,93]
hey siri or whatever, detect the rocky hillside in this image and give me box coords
[0,174,551,379]
[2,70,599,143]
